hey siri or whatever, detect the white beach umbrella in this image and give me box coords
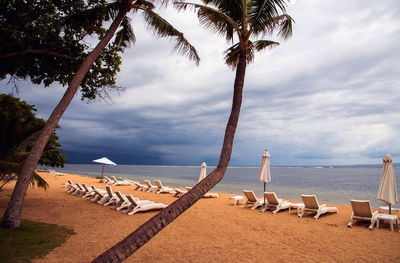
[93,157,117,178]
[198,162,207,182]
[377,154,398,214]
[258,149,271,205]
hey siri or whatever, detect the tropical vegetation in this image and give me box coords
[1,0,199,229]
[0,94,67,190]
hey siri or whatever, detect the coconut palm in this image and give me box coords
[1,0,199,229]
[92,0,293,262]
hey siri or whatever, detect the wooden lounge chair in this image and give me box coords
[261,192,293,213]
[348,200,378,230]
[242,190,264,209]
[126,196,168,215]
[299,194,338,220]
[154,180,176,194]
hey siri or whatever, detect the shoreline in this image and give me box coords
[1,172,400,262]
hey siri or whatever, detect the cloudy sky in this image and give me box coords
[2,0,400,166]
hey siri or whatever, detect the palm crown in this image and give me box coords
[175,0,293,68]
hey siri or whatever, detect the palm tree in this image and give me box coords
[1,0,199,229]
[92,0,293,262]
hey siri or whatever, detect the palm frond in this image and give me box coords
[114,16,136,50]
[223,42,254,69]
[274,14,293,40]
[30,171,49,190]
[249,0,292,37]
[140,7,200,64]
[251,39,279,52]
[175,2,239,42]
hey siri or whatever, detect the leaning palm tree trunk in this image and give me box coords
[92,52,247,263]
[0,2,131,229]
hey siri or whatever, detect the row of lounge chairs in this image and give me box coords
[133,180,219,198]
[103,176,137,186]
[241,190,387,230]
[242,190,338,220]
[65,180,167,215]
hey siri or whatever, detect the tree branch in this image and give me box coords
[0,49,77,60]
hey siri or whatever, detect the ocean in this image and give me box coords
[52,164,400,207]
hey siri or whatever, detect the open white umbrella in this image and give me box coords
[198,162,207,182]
[377,154,398,214]
[258,149,271,205]
[93,157,117,178]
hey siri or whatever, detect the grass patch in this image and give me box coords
[0,219,74,263]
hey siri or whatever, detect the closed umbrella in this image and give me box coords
[93,157,117,180]
[198,162,207,182]
[258,149,271,205]
[377,154,398,214]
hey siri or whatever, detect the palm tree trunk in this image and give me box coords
[92,51,248,263]
[0,2,130,229]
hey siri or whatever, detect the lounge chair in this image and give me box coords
[111,176,134,186]
[49,169,66,176]
[348,200,378,230]
[82,184,98,199]
[70,182,85,196]
[118,194,154,213]
[261,192,293,214]
[299,194,338,220]
[65,180,75,190]
[144,180,158,192]
[173,189,188,197]
[126,195,168,215]
[97,186,116,205]
[112,191,130,210]
[154,180,176,194]
[133,182,148,191]
[203,192,219,198]
[184,187,219,198]
[242,190,264,209]
[90,187,107,203]
[103,176,114,185]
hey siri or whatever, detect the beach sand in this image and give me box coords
[1,172,400,263]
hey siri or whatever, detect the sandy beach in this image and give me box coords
[1,172,400,263]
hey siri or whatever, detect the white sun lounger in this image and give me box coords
[133,182,148,191]
[126,195,167,215]
[90,187,107,202]
[261,192,293,214]
[242,190,264,209]
[173,189,188,197]
[183,187,219,198]
[299,194,338,220]
[154,180,176,194]
[97,186,116,205]
[348,200,378,230]
[121,195,158,214]
[144,180,158,192]
[111,176,134,186]
[49,169,66,176]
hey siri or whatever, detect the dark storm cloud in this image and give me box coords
[2,0,400,166]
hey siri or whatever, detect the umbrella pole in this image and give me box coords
[263,182,266,205]
[99,164,105,183]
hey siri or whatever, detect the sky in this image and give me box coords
[2,0,400,166]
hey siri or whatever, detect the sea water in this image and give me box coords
[53,164,400,207]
